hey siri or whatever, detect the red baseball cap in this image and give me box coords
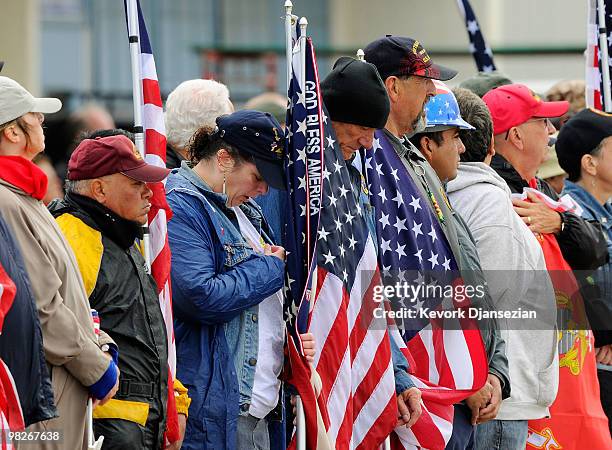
[68,135,170,182]
[483,84,569,135]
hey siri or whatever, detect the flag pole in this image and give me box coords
[356,48,365,61]
[284,0,293,93]
[299,17,308,98]
[126,0,152,271]
[296,18,309,450]
[597,0,612,111]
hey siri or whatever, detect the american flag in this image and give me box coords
[455,0,497,72]
[285,37,397,449]
[586,0,612,111]
[124,1,179,444]
[0,263,24,450]
[365,131,488,449]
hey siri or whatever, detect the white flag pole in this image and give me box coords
[597,0,612,111]
[295,18,309,450]
[299,17,308,96]
[284,1,294,93]
[126,0,152,271]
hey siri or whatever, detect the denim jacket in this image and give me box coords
[166,162,285,449]
[562,180,612,348]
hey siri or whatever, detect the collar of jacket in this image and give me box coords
[490,153,528,193]
[177,160,265,225]
[64,192,144,250]
[563,181,612,230]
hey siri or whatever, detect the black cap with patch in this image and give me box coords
[364,36,458,81]
[216,110,286,190]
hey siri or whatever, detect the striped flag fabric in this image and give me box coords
[365,132,488,449]
[284,36,397,449]
[586,0,612,110]
[455,0,497,72]
[0,263,24,450]
[124,1,179,444]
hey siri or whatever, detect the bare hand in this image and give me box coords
[477,374,502,424]
[396,387,422,428]
[166,414,187,450]
[512,191,561,234]
[264,244,285,261]
[596,345,612,365]
[300,333,316,363]
[465,381,492,425]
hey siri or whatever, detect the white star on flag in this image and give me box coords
[296,118,307,135]
[409,196,422,212]
[378,187,387,203]
[379,212,390,229]
[428,226,437,243]
[395,242,406,260]
[412,221,423,238]
[392,191,404,207]
[467,20,479,34]
[381,238,392,255]
[428,251,439,269]
[372,137,382,152]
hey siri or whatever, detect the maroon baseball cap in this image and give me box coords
[363,36,458,81]
[68,135,170,182]
[483,84,569,135]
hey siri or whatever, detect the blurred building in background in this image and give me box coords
[0,0,590,163]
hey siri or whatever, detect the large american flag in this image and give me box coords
[366,132,488,449]
[0,263,24,450]
[455,0,497,73]
[285,36,397,449]
[124,1,179,444]
[586,0,612,111]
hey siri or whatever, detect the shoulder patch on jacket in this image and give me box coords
[55,213,103,298]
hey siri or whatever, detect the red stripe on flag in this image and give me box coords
[143,78,163,107]
[145,129,167,159]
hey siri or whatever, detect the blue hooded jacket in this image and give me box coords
[166,163,284,449]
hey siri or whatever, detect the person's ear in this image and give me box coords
[89,179,106,204]
[217,148,236,172]
[581,153,597,177]
[2,125,21,144]
[508,127,524,151]
[420,136,435,163]
[385,76,400,103]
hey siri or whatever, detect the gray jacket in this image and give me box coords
[447,162,558,420]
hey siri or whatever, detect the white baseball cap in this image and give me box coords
[0,76,62,125]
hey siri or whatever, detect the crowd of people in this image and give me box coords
[0,33,610,450]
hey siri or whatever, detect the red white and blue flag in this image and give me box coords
[284,35,397,449]
[586,0,612,111]
[456,0,497,73]
[124,1,179,445]
[366,132,488,449]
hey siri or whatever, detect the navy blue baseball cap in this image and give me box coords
[216,110,286,190]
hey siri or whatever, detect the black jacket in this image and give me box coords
[0,213,56,426]
[49,194,169,449]
[491,154,608,271]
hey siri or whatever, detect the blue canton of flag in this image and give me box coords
[365,131,460,337]
[284,35,370,335]
[456,0,497,72]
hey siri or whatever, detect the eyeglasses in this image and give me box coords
[504,117,552,140]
